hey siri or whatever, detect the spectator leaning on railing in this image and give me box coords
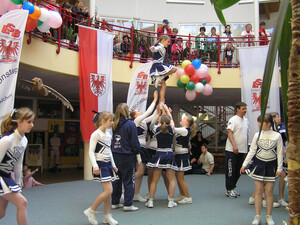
[195,27,208,62]
[171,37,183,62]
[209,27,218,62]
[241,24,255,46]
[259,21,269,46]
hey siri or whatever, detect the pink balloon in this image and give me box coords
[46,10,62,28]
[7,1,20,11]
[195,67,209,79]
[200,64,208,70]
[176,68,185,79]
[0,0,10,15]
[185,90,197,101]
[202,84,213,96]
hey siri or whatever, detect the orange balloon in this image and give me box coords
[29,6,41,19]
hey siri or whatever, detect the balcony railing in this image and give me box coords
[24,0,271,74]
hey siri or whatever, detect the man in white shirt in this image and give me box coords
[50,132,61,172]
[225,102,249,198]
[197,144,214,176]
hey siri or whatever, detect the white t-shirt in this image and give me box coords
[225,115,249,154]
[199,151,214,172]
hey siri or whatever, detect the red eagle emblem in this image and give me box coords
[90,73,106,97]
[134,71,148,95]
[0,39,20,62]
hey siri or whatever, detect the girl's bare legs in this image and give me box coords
[159,81,167,104]
[91,181,113,214]
[265,181,275,216]
[147,168,153,194]
[162,170,169,196]
[135,162,146,196]
[254,180,264,216]
[149,168,162,199]
[175,171,190,197]
[279,170,286,199]
[166,169,175,198]
[0,197,9,219]
[3,193,28,225]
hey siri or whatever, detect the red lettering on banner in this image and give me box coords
[252,78,262,88]
[137,71,148,79]
[1,24,21,38]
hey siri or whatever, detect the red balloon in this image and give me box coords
[184,64,195,76]
[190,74,199,83]
[206,74,211,83]
[25,17,38,31]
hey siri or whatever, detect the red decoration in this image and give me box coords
[184,64,195,76]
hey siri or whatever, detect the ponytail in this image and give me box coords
[160,115,170,134]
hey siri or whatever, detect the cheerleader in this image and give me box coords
[130,90,158,202]
[240,114,283,225]
[0,107,35,225]
[174,116,195,204]
[146,104,178,208]
[149,35,177,88]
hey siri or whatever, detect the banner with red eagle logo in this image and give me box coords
[126,63,151,112]
[78,26,113,141]
[239,46,280,142]
[0,10,28,127]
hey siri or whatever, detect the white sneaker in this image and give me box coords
[249,197,255,205]
[123,205,139,212]
[252,215,261,225]
[168,200,177,208]
[266,215,275,225]
[84,208,98,225]
[278,198,289,207]
[262,200,280,208]
[226,190,237,199]
[145,199,153,208]
[111,204,123,209]
[232,189,240,197]
[103,214,118,225]
[174,195,185,202]
[178,197,192,204]
[133,194,147,202]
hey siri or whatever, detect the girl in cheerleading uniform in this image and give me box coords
[174,116,196,205]
[149,35,177,88]
[0,107,35,225]
[146,104,178,208]
[240,114,283,225]
[130,90,158,202]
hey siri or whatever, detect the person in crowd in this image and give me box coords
[240,114,283,225]
[259,22,269,46]
[190,131,209,171]
[72,0,89,33]
[111,103,140,212]
[84,111,118,225]
[183,41,191,60]
[225,102,249,198]
[174,115,195,204]
[221,25,234,61]
[170,28,179,46]
[0,107,35,225]
[209,27,218,62]
[113,35,122,54]
[157,19,172,38]
[149,35,177,88]
[241,24,255,46]
[196,144,215,176]
[120,35,131,56]
[45,0,58,11]
[49,132,61,172]
[61,2,73,40]
[224,43,234,64]
[195,27,208,62]
[171,37,183,62]
[22,168,44,188]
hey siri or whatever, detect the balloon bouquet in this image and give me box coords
[177,59,213,101]
[0,0,63,33]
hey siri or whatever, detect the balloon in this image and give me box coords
[25,17,38,31]
[202,84,213,96]
[184,64,195,76]
[200,64,208,70]
[37,20,43,26]
[46,10,62,28]
[195,82,204,93]
[11,0,23,5]
[176,68,185,79]
[196,67,209,79]
[0,0,9,15]
[29,6,41,19]
[180,74,190,84]
[22,2,34,14]
[186,81,195,91]
[205,74,211,83]
[7,1,21,10]
[181,60,191,69]
[39,8,50,22]
[190,74,199,83]
[201,79,207,85]
[177,79,185,88]
[37,22,50,32]
[192,59,201,69]
[185,90,196,101]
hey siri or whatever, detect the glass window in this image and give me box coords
[38,100,62,119]
[179,25,199,36]
[138,22,155,32]
[14,98,33,109]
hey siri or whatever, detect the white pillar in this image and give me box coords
[84,141,92,180]
[254,0,259,42]
[89,0,95,22]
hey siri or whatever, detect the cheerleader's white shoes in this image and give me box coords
[84,208,98,225]
[168,200,177,208]
[103,214,118,225]
[145,199,153,208]
[266,215,275,225]
[133,194,147,202]
[178,197,192,204]
[174,195,185,202]
[251,215,261,225]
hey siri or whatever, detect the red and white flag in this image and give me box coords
[0,10,28,127]
[79,26,114,141]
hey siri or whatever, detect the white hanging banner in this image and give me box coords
[239,46,280,143]
[0,10,28,126]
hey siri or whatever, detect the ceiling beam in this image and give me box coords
[264,3,271,19]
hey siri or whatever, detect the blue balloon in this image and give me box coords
[192,59,201,70]
[22,2,34,14]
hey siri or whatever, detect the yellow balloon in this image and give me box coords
[180,74,190,84]
[182,60,192,69]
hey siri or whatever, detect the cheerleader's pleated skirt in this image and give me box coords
[0,175,21,196]
[147,151,178,170]
[92,161,119,183]
[175,153,192,172]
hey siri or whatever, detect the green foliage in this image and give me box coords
[62,26,78,42]
[210,0,239,25]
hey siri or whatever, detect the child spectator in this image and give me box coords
[183,41,191,60]
[120,35,131,55]
[221,25,234,61]
[224,43,234,64]
[171,37,183,62]
[23,168,44,188]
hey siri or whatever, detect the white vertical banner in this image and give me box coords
[126,62,151,112]
[0,10,28,125]
[239,46,280,142]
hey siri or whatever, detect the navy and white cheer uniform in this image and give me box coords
[147,125,177,170]
[243,130,283,182]
[174,127,192,171]
[0,130,27,195]
[150,43,174,78]
[89,129,118,183]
